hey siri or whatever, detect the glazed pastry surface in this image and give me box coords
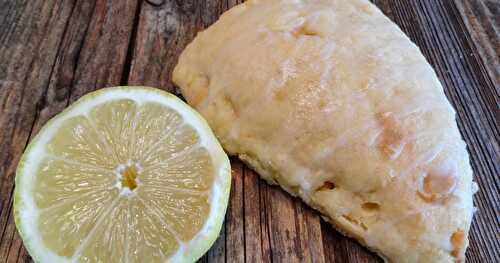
[173,1,476,262]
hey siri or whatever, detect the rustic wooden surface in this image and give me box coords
[0,0,498,262]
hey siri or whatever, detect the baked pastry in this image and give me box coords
[173,0,476,262]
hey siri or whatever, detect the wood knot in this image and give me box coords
[146,0,165,7]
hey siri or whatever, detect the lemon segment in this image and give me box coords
[14,87,231,263]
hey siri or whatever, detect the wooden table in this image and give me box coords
[0,0,498,262]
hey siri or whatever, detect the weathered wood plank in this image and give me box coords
[294,201,325,263]
[321,220,382,263]
[260,184,326,262]
[225,161,245,262]
[243,169,271,262]
[65,0,140,102]
[0,1,78,261]
[454,0,499,85]
[258,178,273,262]
[264,185,302,262]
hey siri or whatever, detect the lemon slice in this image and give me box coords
[14,87,231,263]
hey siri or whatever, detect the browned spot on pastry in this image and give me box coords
[375,112,404,159]
[273,88,288,101]
[187,75,209,107]
[417,191,431,202]
[361,202,380,211]
[317,181,335,191]
[292,23,319,37]
[423,172,456,195]
[342,215,367,231]
[318,99,327,110]
[352,1,376,15]
[450,229,465,257]
[418,170,457,202]
[223,95,239,117]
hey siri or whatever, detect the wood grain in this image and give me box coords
[454,0,499,85]
[0,0,498,262]
[0,1,77,261]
